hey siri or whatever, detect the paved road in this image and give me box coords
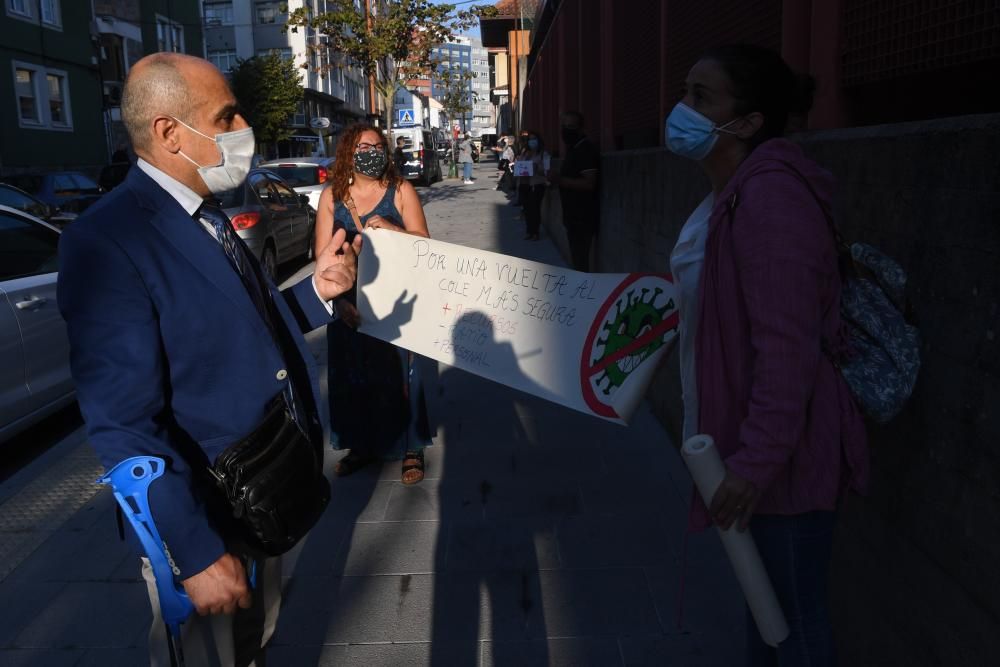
[0,164,743,666]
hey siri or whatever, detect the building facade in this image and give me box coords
[431,35,492,138]
[201,0,371,158]
[95,0,205,160]
[1,1,106,175]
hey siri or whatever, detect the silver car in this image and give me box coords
[217,169,315,281]
[257,157,334,212]
[0,205,74,444]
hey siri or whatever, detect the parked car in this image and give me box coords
[0,205,74,444]
[257,157,334,211]
[0,183,77,227]
[389,127,443,185]
[215,169,315,281]
[2,171,104,214]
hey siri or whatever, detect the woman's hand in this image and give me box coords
[336,299,361,328]
[365,215,402,232]
[708,467,760,532]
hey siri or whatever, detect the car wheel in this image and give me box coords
[261,245,277,283]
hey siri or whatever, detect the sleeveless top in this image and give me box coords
[333,184,403,238]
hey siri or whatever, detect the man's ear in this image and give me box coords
[151,115,182,154]
[736,112,765,141]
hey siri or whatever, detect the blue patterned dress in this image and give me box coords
[327,185,432,458]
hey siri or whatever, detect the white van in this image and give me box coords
[390,127,444,186]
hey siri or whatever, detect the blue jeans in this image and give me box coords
[463,161,472,180]
[747,511,837,667]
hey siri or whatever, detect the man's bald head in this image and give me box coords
[121,53,218,154]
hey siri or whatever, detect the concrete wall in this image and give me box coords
[542,113,1000,665]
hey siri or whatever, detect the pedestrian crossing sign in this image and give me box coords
[397,109,416,126]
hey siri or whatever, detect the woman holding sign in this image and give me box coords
[666,45,868,665]
[315,124,433,484]
[514,131,550,241]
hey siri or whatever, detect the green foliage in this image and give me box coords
[229,52,304,146]
[435,63,475,128]
[287,0,496,124]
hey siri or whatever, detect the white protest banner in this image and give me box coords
[356,230,679,424]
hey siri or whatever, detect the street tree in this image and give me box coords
[230,51,303,156]
[435,63,475,169]
[286,0,495,129]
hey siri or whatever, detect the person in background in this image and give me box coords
[458,132,475,184]
[493,137,515,191]
[392,135,407,170]
[666,43,868,666]
[314,123,434,485]
[515,130,550,241]
[546,111,599,271]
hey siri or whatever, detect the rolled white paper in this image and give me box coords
[681,434,790,647]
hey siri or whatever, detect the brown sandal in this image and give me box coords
[401,450,425,485]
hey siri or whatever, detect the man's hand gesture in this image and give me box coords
[314,228,363,302]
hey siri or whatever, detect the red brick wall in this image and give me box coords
[662,0,783,108]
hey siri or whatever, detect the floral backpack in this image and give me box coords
[779,162,921,423]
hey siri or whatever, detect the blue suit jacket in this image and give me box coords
[58,167,332,577]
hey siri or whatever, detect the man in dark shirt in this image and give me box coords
[547,111,599,272]
[393,136,407,169]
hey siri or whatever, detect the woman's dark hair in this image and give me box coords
[701,44,816,145]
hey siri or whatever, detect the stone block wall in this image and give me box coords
[542,113,1000,665]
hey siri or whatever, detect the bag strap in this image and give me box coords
[343,194,365,232]
[765,159,849,255]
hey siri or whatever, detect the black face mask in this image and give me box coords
[561,127,583,146]
[354,149,387,178]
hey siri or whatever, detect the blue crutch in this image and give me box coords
[98,456,194,666]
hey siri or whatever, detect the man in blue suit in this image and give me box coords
[58,53,359,665]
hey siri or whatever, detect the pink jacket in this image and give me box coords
[691,139,869,528]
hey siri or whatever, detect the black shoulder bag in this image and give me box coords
[206,234,330,558]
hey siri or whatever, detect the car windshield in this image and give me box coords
[263,165,322,187]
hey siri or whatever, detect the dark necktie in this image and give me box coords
[198,204,317,434]
[197,203,275,336]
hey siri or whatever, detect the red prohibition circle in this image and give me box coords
[580,273,679,419]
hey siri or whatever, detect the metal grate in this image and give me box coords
[842,0,1000,86]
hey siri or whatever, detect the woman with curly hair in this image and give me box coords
[314,123,433,483]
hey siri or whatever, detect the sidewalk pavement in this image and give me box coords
[0,164,744,666]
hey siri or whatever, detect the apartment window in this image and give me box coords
[46,73,67,126]
[7,0,60,28]
[39,0,58,25]
[157,16,184,52]
[204,1,234,26]
[255,1,285,25]
[257,48,292,61]
[292,101,306,126]
[13,61,72,130]
[15,67,38,124]
[208,49,239,73]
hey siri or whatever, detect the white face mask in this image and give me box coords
[172,117,255,194]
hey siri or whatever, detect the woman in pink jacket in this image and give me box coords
[667,45,869,666]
